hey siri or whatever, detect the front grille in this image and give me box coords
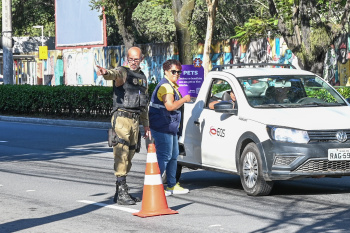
[308,129,350,142]
[274,156,297,166]
[294,159,350,173]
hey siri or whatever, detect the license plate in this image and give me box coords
[328,148,350,161]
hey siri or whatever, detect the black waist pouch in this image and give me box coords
[135,130,141,153]
[108,128,118,147]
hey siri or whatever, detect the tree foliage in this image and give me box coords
[0,0,55,37]
[104,14,124,46]
[90,0,143,49]
[233,17,278,45]
[190,0,256,44]
[132,1,175,43]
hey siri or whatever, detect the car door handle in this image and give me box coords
[194,120,200,126]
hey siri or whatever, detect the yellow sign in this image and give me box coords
[39,46,48,60]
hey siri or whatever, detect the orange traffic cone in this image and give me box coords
[133,143,178,218]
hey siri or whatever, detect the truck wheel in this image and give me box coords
[239,142,273,196]
[161,164,182,184]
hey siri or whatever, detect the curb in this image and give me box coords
[0,115,111,129]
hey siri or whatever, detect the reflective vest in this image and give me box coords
[113,67,148,112]
[149,78,182,135]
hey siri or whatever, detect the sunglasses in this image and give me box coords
[170,70,182,75]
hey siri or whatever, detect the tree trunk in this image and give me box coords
[203,0,218,77]
[299,0,312,68]
[116,18,135,51]
[172,0,195,65]
[113,9,135,51]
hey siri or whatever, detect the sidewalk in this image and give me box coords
[0,115,111,129]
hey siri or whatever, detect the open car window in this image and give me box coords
[206,79,232,108]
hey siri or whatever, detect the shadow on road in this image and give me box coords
[178,169,350,232]
[179,169,350,196]
[0,200,108,232]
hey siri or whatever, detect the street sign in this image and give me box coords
[39,46,48,60]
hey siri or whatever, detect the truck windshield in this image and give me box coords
[238,75,347,108]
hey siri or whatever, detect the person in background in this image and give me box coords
[96,47,151,205]
[148,59,191,196]
[209,90,236,109]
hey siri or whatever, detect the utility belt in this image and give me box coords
[115,109,140,120]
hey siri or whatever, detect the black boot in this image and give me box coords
[116,180,137,205]
[113,181,119,203]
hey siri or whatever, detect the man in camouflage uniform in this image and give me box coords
[97,47,151,205]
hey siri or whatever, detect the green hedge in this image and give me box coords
[0,85,113,118]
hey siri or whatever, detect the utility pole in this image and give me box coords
[2,0,14,84]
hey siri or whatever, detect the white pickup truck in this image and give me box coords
[177,63,350,196]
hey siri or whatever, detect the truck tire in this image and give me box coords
[161,164,182,184]
[239,142,273,196]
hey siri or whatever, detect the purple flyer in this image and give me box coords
[177,65,204,97]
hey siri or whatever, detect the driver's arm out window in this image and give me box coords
[206,79,231,109]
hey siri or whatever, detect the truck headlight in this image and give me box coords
[268,126,310,143]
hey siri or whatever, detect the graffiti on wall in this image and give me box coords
[62,49,95,86]
[139,43,179,83]
[193,38,300,70]
[323,33,350,86]
[15,36,350,87]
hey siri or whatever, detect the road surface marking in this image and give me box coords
[77,200,139,213]
[209,224,222,227]
[26,190,36,192]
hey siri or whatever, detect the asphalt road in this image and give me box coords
[1,118,350,233]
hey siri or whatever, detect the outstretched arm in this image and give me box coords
[96,65,127,86]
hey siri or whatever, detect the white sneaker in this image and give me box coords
[164,190,172,197]
[166,182,189,195]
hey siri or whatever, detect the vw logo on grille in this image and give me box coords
[336,131,348,143]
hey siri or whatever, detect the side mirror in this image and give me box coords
[214,102,237,115]
[346,98,350,104]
